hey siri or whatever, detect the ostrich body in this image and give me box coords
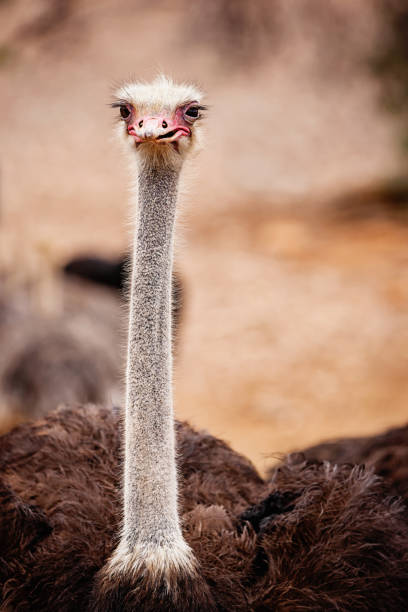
[0,285,120,427]
[1,77,408,611]
[288,422,408,502]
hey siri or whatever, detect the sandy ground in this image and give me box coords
[176,207,408,470]
[1,1,408,471]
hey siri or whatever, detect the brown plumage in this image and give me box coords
[0,284,121,430]
[286,423,408,501]
[1,405,408,610]
[0,268,184,430]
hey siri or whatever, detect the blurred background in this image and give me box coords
[1,0,408,471]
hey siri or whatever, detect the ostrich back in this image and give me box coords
[285,423,408,501]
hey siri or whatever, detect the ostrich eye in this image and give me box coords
[185,107,199,118]
[120,105,131,119]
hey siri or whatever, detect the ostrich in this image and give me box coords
[1,76,408,611]
[0,286,120,429]
[63,254,131,289]
[63,256,185,343]
[286,422,408,502]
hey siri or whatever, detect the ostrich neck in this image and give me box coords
[123,163,182,551]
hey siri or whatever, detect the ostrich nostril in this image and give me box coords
[138,120,143,128]
[162,120,168,129]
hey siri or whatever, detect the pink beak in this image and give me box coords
[128,115,190,144]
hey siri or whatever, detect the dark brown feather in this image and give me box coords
[1,406,408,610]
[284,423,408,501]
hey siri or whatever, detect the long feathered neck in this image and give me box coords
[109,159,197,580]
[125,164,179,544]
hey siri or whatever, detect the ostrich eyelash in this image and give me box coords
[111,100,131,109]
[192,104,208,117]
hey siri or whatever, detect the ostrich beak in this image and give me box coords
[128,116,191,144]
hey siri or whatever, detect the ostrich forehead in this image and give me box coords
[115,76,202,114]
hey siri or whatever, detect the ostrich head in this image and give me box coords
[112,75,206,167]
